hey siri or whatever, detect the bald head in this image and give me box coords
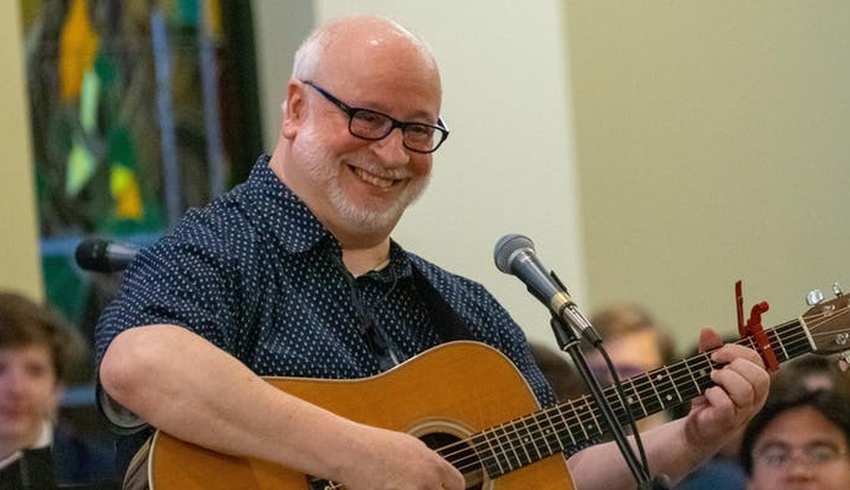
[292,16,441,99]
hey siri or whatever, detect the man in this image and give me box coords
[741,389,850,490]
[95,15,769,490]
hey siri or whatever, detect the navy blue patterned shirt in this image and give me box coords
[95,155,556,409]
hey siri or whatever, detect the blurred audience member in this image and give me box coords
[770,353,850,398]
[676,348,850,489]
[583,302,677,431]
[741,388,850,490]
[0,290,117,486]
[530,342,587,402]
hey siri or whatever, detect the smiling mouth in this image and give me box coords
[352,166,400,189]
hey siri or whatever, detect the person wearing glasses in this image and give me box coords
[741,389,850,490]
[94,15,769,490]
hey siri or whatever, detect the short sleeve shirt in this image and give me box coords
[95,155,560,423]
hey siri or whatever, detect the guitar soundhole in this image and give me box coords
[307,476,332,490]
[306,432,486,490]
[421,431,485,490]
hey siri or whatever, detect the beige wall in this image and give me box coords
[566,1,850,347]
[0,1,43,300]
[252,1,314,150]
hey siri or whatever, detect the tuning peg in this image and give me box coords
[834,283,844,297]
[807,289,825,306]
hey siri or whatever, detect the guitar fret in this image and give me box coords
[625,374,658,418]
[771,327,789,360]
[623,378,648,420]
[682,357,701,395]
[662,365,684,406]
[473,430,504,478]
[556,402,578,447]
[526,417,547,462]
[530,411,556,456]
[494,424,522,472]
[511,418,534,466]
[669,360,698,404]
[580,397,600,438]
[543,408,565,454]
[685,354,712,393]
[656,367,681,408]
[566,398,588,443]
[645,370,664,412]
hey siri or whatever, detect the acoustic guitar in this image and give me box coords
[146,293,850,489]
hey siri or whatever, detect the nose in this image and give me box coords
[370,127,410,166]
[784,458,816,480]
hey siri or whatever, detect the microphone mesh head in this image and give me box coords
[493,234,535,273]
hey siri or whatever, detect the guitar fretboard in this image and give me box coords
[444,317,813,481]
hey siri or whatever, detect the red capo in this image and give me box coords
[735,280,779,372]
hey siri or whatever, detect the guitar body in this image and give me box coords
[148,341,574,489]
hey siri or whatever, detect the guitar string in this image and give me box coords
[458,316,828,476]
[392,308,845,479]
[412,306,850,479]
[318,305,849,487]
[553,306,850,431]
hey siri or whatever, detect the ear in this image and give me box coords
[282,80,306,139]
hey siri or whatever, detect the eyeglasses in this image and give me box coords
[753,443,848,467]
[302,80,449,154]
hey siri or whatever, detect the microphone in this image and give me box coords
[74,238,140,273]
[494,234,600,345]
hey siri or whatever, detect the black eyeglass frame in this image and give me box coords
[301,80,449,154]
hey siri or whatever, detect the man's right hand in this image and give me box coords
[334,424,466,490]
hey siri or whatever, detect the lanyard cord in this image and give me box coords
[331,251,403,371]
[348,268,403,371]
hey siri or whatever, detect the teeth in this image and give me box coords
[354,167,396,189]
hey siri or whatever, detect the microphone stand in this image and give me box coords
[549,314,669,490]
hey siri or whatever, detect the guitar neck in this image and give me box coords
[460,317,813,480]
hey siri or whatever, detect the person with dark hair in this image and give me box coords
[675,353,850,490]
[529,341,586,402]
[0,290,117,487]
[770,354,850,398]
[741,389,850,490]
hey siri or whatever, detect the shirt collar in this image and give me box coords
[245,155,414,278]
[0,421,52,470]
[246,155,334,254]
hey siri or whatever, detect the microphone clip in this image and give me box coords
[548,270,602,347]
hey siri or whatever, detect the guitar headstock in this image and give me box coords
[802,285,850,356]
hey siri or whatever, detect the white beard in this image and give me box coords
[293,126,430,233]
